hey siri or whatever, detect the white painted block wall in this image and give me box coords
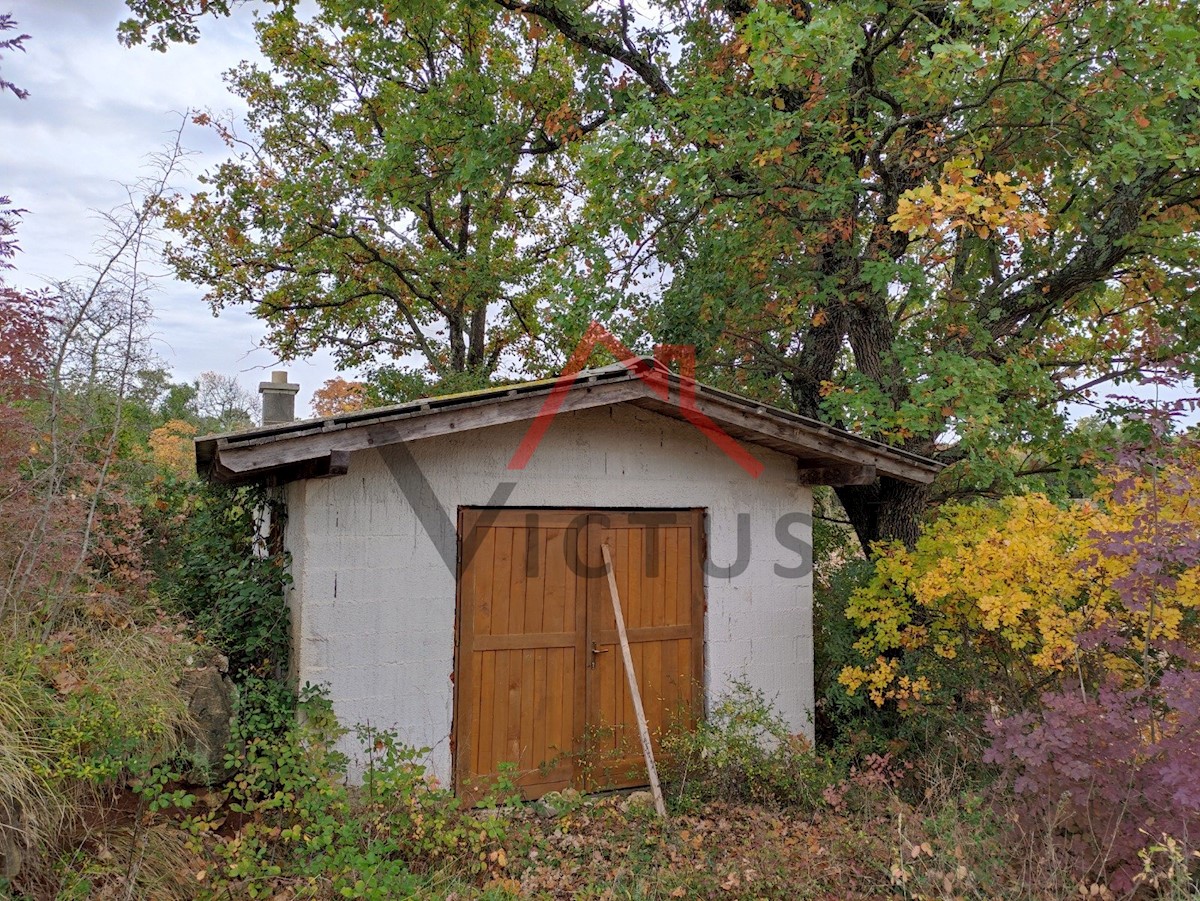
[283,403,815,784]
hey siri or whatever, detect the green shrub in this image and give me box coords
[815,558,993,792]
[190,687,512,899]
[0,618,193,784]
[30,630,194,784]
[144,479,290,681]
[813,558,894,751]
[661,680,837,810]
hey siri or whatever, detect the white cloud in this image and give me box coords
[4,0,340,410]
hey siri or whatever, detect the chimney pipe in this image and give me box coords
[259,370,299,426]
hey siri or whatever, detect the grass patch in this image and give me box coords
[0,603,197,896]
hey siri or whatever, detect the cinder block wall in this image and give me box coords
[284,404,815,784]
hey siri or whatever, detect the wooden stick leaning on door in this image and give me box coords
[600,542,668,818]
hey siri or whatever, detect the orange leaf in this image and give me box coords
[52,669,85,695]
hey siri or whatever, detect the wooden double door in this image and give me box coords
[454,508,705,800]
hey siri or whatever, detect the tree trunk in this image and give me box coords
[836,477,930,551]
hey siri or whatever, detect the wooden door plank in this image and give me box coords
[570,523,588,787]
[626,524,643,629]
[485,527,513,781]
[665,527,679,630]
[543,528,566,633]
[465,648,483,780]
[508,525,527,637]
[662,637,680,729]
[472,525,496,639]
[490,650,509,779]
[646,634,663,752]
[492,527,513,638]
[478,650,496,781]
[688,513,706,721]
[593,624,695,643]
[644,526,666,740]
[532,647,546,776]
[649,525,665,630]
[560,647,576,773]
[526,526,547,634]
[547,646,565,780]
[514,653,527,768]
[473,521,500,784]
[571,525,590,791]
[583,515,602,789]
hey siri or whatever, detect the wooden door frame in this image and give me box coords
[452,507,707,798]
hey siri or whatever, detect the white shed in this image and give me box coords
[196,358,938,799]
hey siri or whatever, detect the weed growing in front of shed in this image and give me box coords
[661,681,838,810]
[188,688,514,899]
[462,760,525,811]
[555,722,640,793]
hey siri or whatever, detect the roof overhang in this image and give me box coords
[195,360,942,487]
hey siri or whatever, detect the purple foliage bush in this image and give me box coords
[985,672,1200,891]
[985,439,1200,892]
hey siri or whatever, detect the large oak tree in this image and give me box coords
[129,0,1200,546]
[164,0,593,385]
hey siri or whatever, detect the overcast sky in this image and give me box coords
[4,0,339,414]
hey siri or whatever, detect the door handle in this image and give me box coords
[589,643,610,667]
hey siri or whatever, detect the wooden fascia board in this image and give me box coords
[695,395,938,484]
[634,393,940,485]
[213,379,648,476]
[205,449,351,486]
